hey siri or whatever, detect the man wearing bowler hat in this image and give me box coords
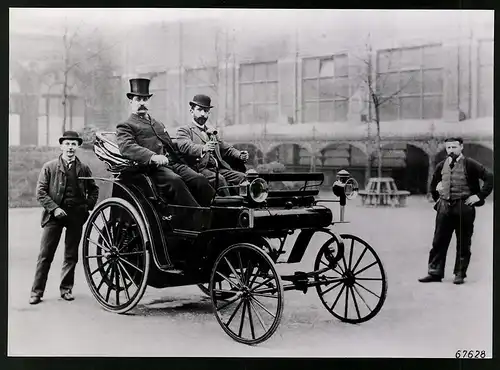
[29,131,99,305]
[176,94,248,196]
[116,78,215,208]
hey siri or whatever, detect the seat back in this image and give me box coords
[94,131,139,176]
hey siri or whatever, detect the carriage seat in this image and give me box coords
[94,131,142,176]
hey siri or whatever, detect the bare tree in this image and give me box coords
[41,20,120,134]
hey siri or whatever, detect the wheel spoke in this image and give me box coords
[238,298,248,337]
[353,261,379,276]
[344,283,350,318]
[250,295,276,318]
[105,265,115,302]
[350,286,362,320]
[249,299,268,332]
[348,238,355,270]
[224,297,244,327]
[355,277,383,281]
[85,254,107,259]
[252,292,278,299]
[96,263,112,292]
[250,276,274,293]
[244,260,254,288]
[351,246,368,272]
[87,236,111,253]
[237,252,245,285]
[217,293,243,311]
[90,258,111,277]
[114,263,120,305]
[319,280,344,297]
[246,300,256,340]
[247,262,260,290]
[118,234,139,252]
[119,251,145,257]
[91,222,113,251]
[117,260,139,290]
[100,211,114,248]
[354,281,381,299]
[117,262,131,301]
[329,284,346,311]
[224,257,244,287]
[352,284,372,311]
[341,254,349,275]
[215,271,240,290]
[118,256,144,274]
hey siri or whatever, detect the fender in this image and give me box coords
[287,227,344,264]
[79,176,174,271]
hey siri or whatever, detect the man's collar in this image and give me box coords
[192,119,207,131]
[133,112,151,121]
[448,154,464,162]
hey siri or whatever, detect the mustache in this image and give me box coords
[138,105,148,111]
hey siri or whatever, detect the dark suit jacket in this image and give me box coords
[36,155,99,227]
[430,156,493,207]
[176,122,244,171]
[116,114,184,165]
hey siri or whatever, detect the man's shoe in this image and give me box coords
[61,292,74,301]
[29,296,42,305]
[418,275,442,283]
[453,275,465,285]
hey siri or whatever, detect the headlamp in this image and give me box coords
[249,178,269,203]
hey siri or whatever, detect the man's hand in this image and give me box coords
[465,194,480,206]
[54,208,67,219]
[151,154,169,166]
[203,141,217,154]
[436,181,444,195]
[239,150,249,162]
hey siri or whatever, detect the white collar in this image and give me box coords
[192,119,207,131]
[449,154,464,162]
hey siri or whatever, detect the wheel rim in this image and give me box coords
[314,234,387,324]
[210,243,284,345]
[82,198,150,313]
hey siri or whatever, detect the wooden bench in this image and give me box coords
[359,177,411,207]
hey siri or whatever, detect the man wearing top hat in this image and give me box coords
[116,78,215,208]
[29,131,99,305]
[176,94,248,196]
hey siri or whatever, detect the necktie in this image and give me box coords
[450,157,456,169]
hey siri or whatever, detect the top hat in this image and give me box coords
[189,94,213,109]
[59,131,83,145]
[127,78,153,99]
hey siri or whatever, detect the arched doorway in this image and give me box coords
[318,143,368,187]
[265,143,312,172]
[233,143,264,169]
[435,143,493,171]
[375,143,429,194]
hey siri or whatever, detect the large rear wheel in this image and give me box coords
[210,243,284,345]
[82,197,150,314]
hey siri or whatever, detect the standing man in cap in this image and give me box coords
[418,137,493,285]
[116,78,215,208]
[176,94,248,196]
[30,131,99,304]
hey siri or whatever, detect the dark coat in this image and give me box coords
[176,122,244,172]
[116,114,184,165]
[430,156,493,207]
[36,155,99,227]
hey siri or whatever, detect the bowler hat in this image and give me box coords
[189,94,213,109]
[127,78,153,99]
[59,131,83,145]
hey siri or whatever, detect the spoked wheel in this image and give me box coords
[82,197,150,314]
[210,243,284,345]
[314,234,387,324]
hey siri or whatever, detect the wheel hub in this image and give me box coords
[343,271,355,287]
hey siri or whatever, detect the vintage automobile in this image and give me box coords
[80,131,388,345]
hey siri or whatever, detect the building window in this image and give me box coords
[478,39,493,118]
[185,67,218,124]
[377,44,443,120]
[239,62,279,125]
[302,55,349,123]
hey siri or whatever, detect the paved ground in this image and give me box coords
[8,195,493,357]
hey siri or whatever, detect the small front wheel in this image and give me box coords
[210,243,284,345]
[314,234,387,324]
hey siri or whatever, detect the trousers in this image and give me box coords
[31,206,88,297]
[200,168,245,196]
[427,199,476,278]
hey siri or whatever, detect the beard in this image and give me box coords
[194,116,208,125]
[448,152,459,159]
